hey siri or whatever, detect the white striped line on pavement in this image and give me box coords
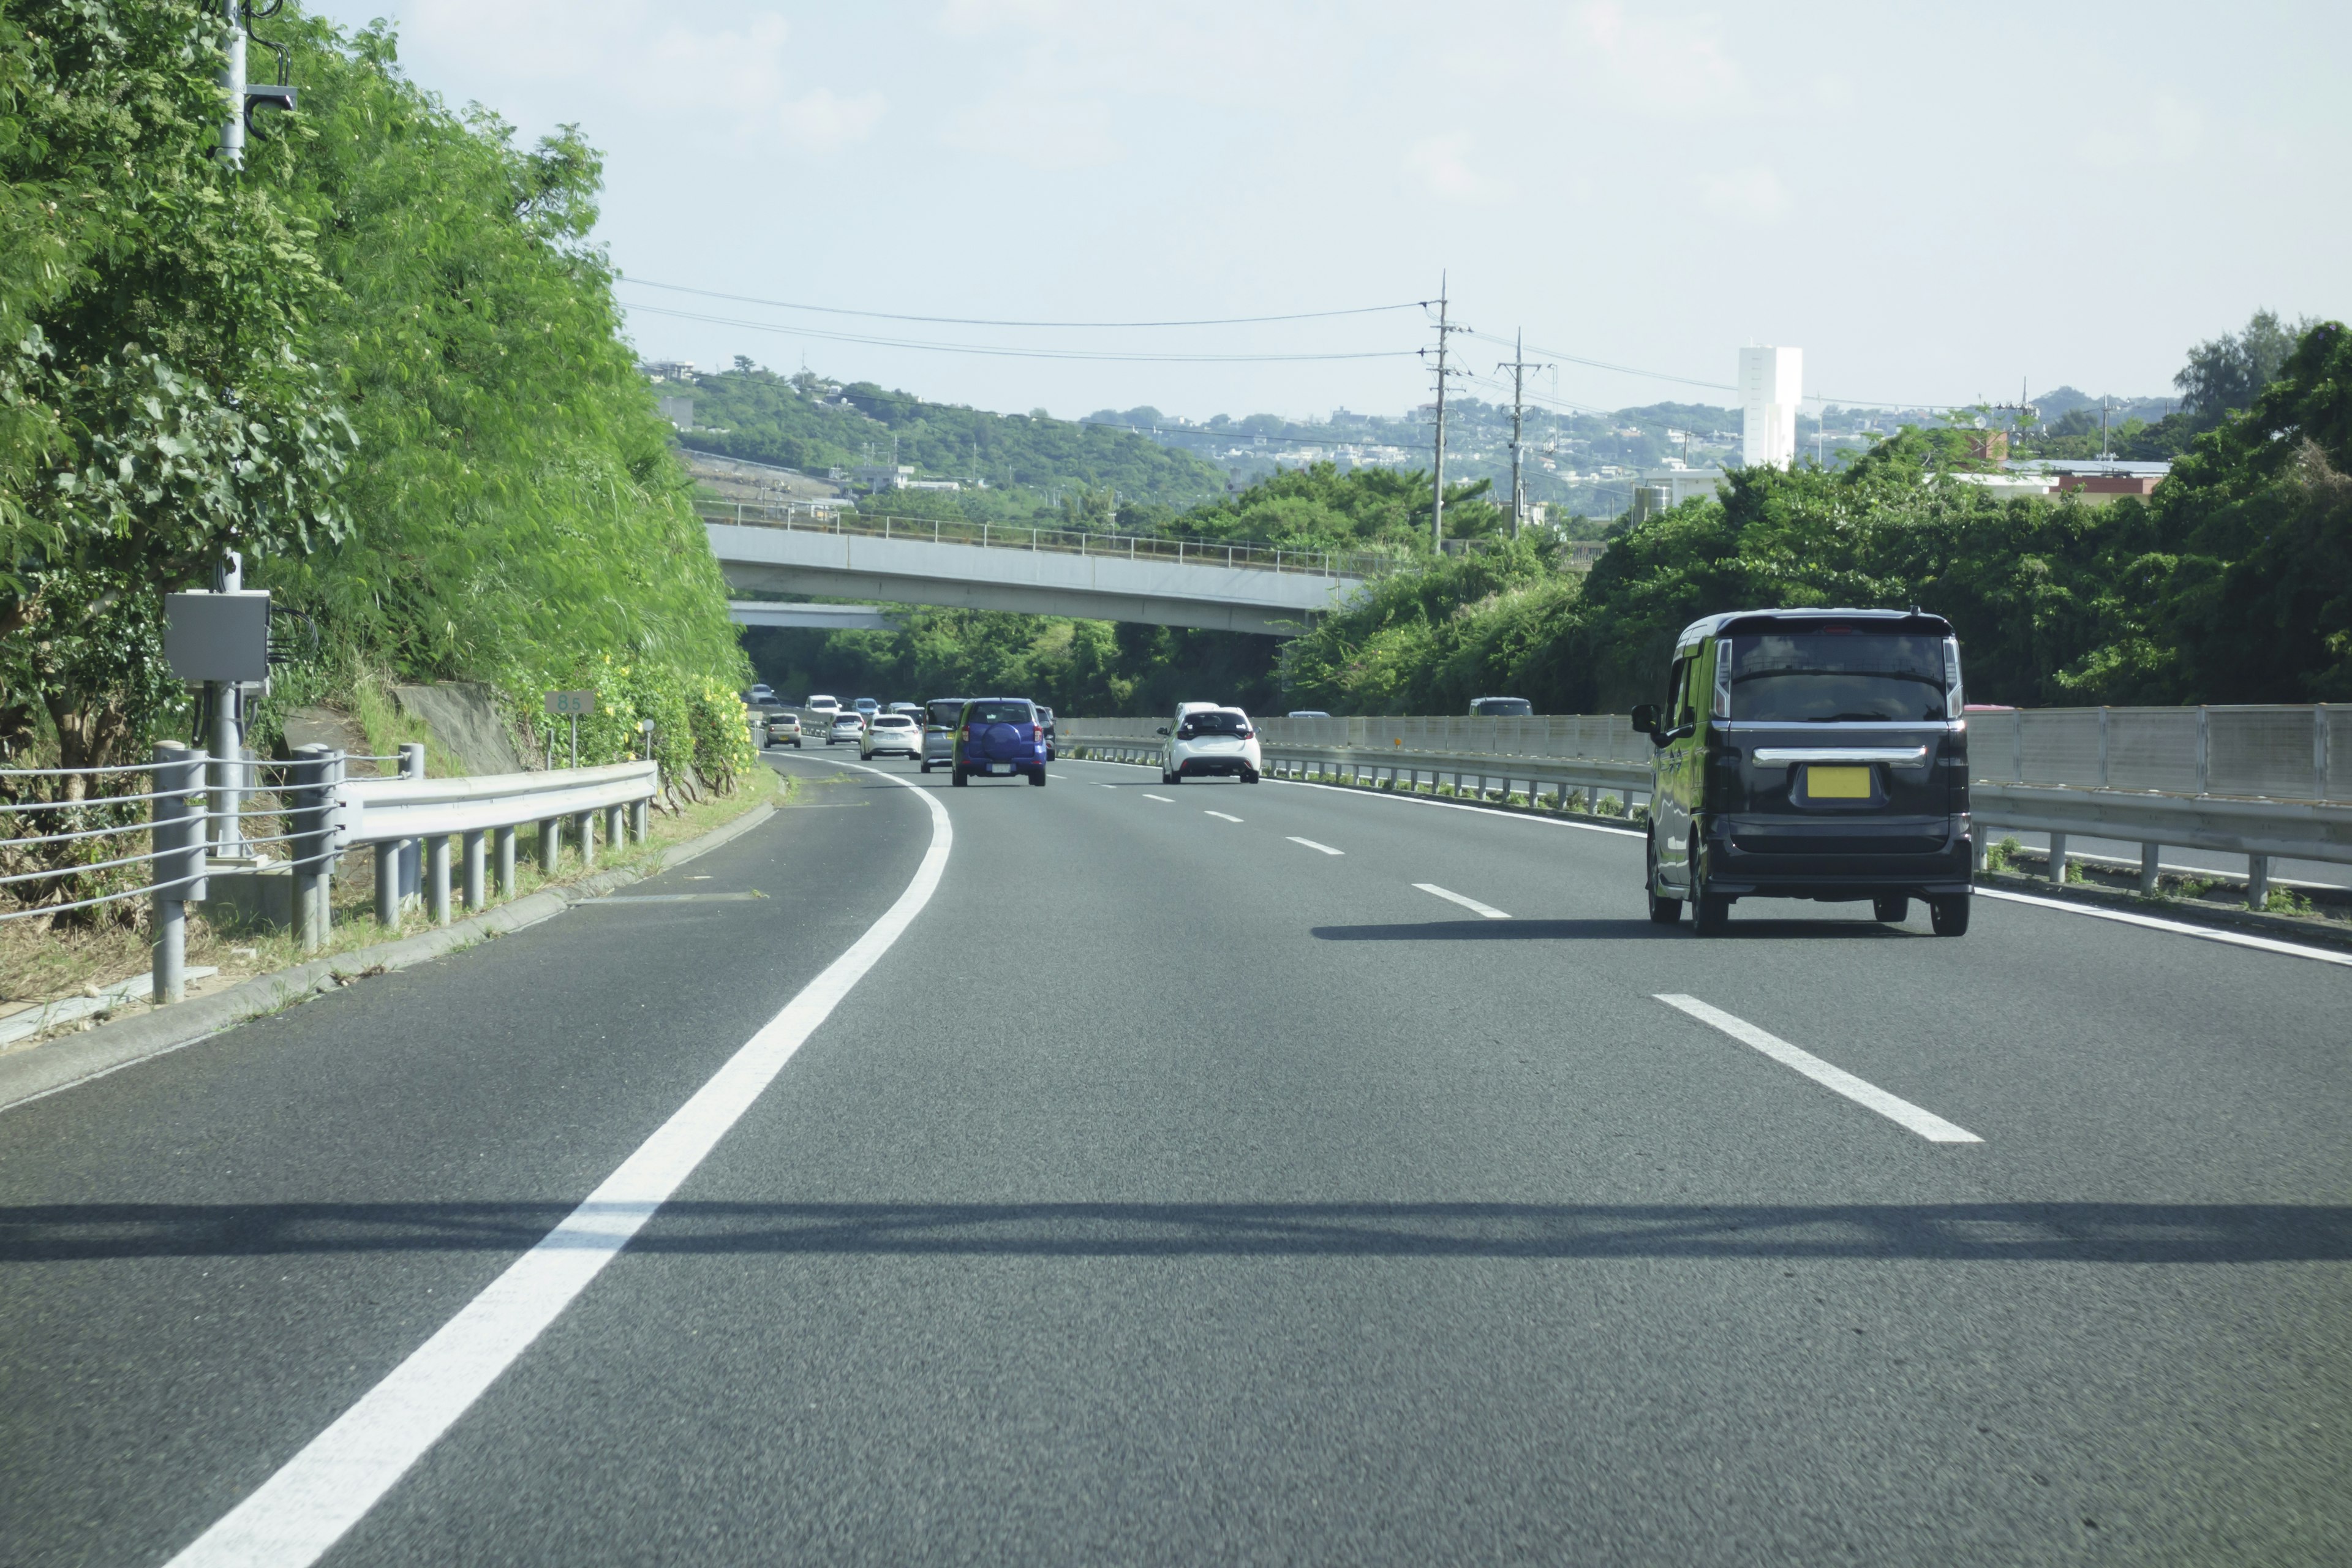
[1654,993,1981,1145]
[1205,810,1243,823]
[1288,836,1344,856]
[1415,883,1510,919]
[164,758,954,1568]
[1143,793,1174,803]
[1976,888,2352,968]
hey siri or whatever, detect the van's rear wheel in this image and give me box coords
[1689,852,1730,935]
[1028,767,1047,787]
[1873,895,1909,924]
[1646,834,1683,924]
[951,768,968,788]
[1929,894,1970,936]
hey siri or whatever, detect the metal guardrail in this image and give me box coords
[696,500,1388,582]
[1063,710,2352,912]
[3,744,660,1014]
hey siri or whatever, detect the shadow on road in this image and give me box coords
[1310,918,1917,941]
[7,1201,2346,1264]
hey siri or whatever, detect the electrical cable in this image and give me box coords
[622,278,1428,330]
[625,303,1415,364]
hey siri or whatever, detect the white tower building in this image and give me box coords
[1739,345,1803,469]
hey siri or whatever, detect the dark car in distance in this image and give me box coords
[1634,608,1972,937]
[952,698,1049,787]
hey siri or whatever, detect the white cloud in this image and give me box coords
[1404,133,1513,205]
[778,88,886,153]
[2072,93,2205,168]
[1569,1,1749,115]
[946,91,1121,169]
[1701,166,1789,221]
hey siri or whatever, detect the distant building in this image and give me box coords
[657,395,693,431]
[854,464,915,491]
[1967,430,2009,464]
[1740,345,1802,469]
[640,360,696,383]
[1640,469,1728,507]
[1629,484,1675,522]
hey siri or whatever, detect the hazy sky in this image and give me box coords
[309,1,2349,424]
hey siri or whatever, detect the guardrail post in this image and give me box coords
[2247,854,2270,911]
[630,797,649,842]
[576,810,595,869]
[605,804,625,850]
[290,744,331,954]
[150,742,205,1005]
[2098,706,2111,786]
[398,745,426,906]
[496,826,517,900]
[2195,707,2209,794]
[2139,842,2160,895]
[428,835,452,926]
[462,829,486,912]
[2048,832,2069,884]
[375,840,401,932]
[538,816,562,872]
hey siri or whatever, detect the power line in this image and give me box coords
[625,303,1417,364]
[624,278,1429,330]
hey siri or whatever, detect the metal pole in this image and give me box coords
[496,825,517,900]
[606,803,624,850]
[217,0,245,170]
[291,744,330,953]
[1431,272,1449,552]
[2247,854,2270,911]
[374,842,401,933]
[630,797,649,842]
[428,834,451,927]
[151,742,204,1004]
[576,811,595,869]
[2048,832,2069,884]
[538,816,562,872]
[398,742,424,908]
[462,829,486,912]
[569,714,578,771]
[2139,841,2160,895]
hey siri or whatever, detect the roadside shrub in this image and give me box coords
[1985,835,2022,873]
[688,683,758,791]
[2264,885,2315,916]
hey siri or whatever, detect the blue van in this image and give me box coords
[951,698,1049,787]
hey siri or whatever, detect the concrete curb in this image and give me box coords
[0,801,780,1115]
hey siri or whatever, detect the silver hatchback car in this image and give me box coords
[918,698,965,774]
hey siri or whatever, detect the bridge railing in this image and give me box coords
[696,500,1387,581]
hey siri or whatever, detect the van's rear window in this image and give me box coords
[965,702,1033,725]
[927,701,966,726]
[1728,634,1949,722]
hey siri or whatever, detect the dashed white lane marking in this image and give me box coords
[1287,836,1344,856]
[1143,793,1175,803]
[1414,883,1510,919]
[164,760,953,1568]
[1049,773,1069,779]
[1654,994,1981,1144]
[1204,810,1244,823]
[1976,888,2352,968]
[1098,784,1117,790]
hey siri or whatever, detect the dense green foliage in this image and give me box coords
[1164,463,1504,552]
[682,366,1229,511]
[1281,320,2352,715]
[1,3,747,796]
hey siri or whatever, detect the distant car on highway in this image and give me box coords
[1034,704,1057,761]
[1634,606,1971,937]
[919,698,965,774]
[1287,710,1330,718]
[886,702,923,721]
[852,698,881,720]
[1159,704,1261,783]
[764,711,802,748]
[1469,696,1533,717]
[747,684,776,704]
[861,711,921,760]
[952,698,1049,786]
[805,694,842,719]
[826,710,866,746]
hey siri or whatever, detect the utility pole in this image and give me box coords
[1419,273,1469,553]
[218,0,246,169]
[2099,396,2111,462]
[1495,329,1548,540]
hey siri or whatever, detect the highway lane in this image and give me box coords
[4,748,2349,1564]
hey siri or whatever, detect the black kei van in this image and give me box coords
[1632,608,1973,937]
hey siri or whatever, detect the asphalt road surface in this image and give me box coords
[3,750,2348,1566]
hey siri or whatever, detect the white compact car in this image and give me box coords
[1160,704,1261,783]
[861,711,921,760]
[827,711,866,746]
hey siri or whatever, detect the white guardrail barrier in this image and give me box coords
[2,743,660,1011]
[1061,703,2352,910]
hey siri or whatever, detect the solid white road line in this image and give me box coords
[1204,810,1244,823]
[1143,793,1174,803]
[1653,993,1981,1145]
[1414,883,1510,919]
[1287,836,1344,856]
[1976,888,2352,969]
[164,760,953,1568]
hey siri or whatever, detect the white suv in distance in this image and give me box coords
[1160,704,1261,783]
[861,712,921,760]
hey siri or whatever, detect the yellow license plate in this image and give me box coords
[1807,765,1871,799]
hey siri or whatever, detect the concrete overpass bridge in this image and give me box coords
[703,505,1374,638]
